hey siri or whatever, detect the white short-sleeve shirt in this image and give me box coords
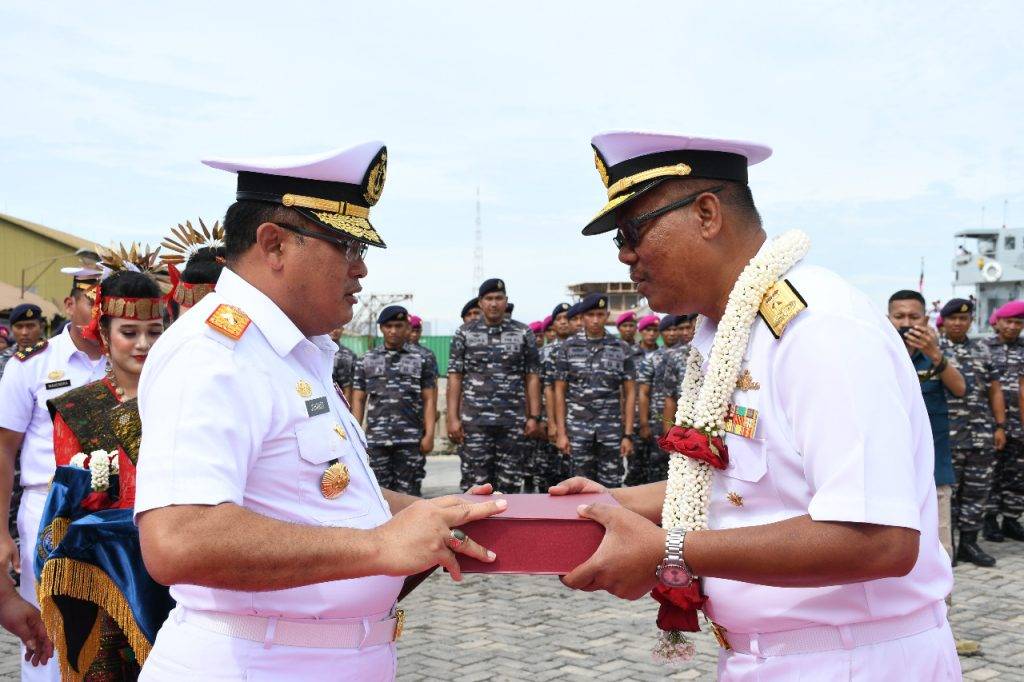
[0,328,106,488]
[693,260,952,634]
[135,268,402,619]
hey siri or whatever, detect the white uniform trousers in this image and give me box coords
[17,488,60,682]
[717,617,961,681]
[140,606,398,681]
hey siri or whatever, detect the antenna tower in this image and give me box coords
[473,187,483,289]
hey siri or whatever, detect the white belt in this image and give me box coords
[177,607,405,649]
[719,601,946,658]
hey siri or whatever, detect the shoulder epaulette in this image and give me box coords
[14,339,48,362]
[759,278,808,339]
[205,304,251,340]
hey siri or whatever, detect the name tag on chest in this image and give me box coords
[45,380,72,390]
[305,396,330,418]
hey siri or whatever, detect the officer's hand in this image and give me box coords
[995,427,1007,451]
[419,434,434,455]
[0,593,52,667]
[639,424,652,441]
[0,534,19,576]
[447,418,464,445]
[547,476,607,496]
[372,496,506,580]
[556,433,570,455]
[561,503,664,600]
[466,483,494,495]
[620,437,634,458]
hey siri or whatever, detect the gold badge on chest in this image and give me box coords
[296,380,313,399]
[47,370,64,381]
[759,279,807,339]
[736,369,760,391]
[321,458,350,499]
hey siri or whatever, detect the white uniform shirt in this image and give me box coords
[135,268,403,618]
[694,260,952,634]
[0,327,106,487]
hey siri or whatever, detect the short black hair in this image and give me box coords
[181,246,226,285]
[666,178,761,227]
[99,271,163,331]
[222,200,304,261]
[888,289,926,308]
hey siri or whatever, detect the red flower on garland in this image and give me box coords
[651,583,706,632]
[658,426,729,470]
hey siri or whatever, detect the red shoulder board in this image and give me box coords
[14,340,48,362]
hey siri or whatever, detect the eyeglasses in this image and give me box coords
[612,186,725,250]
[275,223,369,263]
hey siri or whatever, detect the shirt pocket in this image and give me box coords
[294,419,368,524]
[720,435,768,483]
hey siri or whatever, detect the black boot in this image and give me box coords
[956,531,996,567]
[1002,516,1024,541]
[983,514,1005,542]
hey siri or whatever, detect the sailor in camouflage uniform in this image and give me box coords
[351,306,437,496]
[447,279,541,491]
[983,300,1024,543]
[641,314,693,481]
[330,327,359,404]
[623,313,659,486]
[554,293,636,488]
[534,303,574,491]
[939,299,1005,566]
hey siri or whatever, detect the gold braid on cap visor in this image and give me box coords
[606,163,692,200]
[280,193,383,245]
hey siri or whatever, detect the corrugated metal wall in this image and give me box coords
[338,336,454,373]
[0,220,81,305]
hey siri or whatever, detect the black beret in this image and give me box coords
[377,305,409,325]
[461,298,480,319]
[507,302,515,314]
[940,298,974,318]
[659,314,681,331]
[10,304,42,325]
[576,293,609,315]
[567,301,582,319]
[478,278,506,297]
[551,302,571,318]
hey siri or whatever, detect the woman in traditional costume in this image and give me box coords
[35,244,174,681]
[160,218,225,320]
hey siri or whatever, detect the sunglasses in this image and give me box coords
[275,223,369,263]
[613,186,724,250]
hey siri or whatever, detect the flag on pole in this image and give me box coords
[918,257,925,293]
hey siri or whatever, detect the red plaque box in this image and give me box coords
[453,493,618,574]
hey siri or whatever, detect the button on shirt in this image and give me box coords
[135,268,402,619]
[693,261,952,634]
[0,327,105,487]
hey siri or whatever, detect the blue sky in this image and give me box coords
[1,2,1021,332]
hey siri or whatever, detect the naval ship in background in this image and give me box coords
[954,227,1024,335]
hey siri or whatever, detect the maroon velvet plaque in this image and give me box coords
[453,493,618,574]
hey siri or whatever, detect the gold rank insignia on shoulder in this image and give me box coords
[758,279,807,339]
[14,340,48,362]
[321,459,350,499]
[296,380,313,398]
[206,304,251,340]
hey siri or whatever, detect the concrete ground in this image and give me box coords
[3,456,1021,680]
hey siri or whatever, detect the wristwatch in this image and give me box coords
[995,422,1006,430]
[656,528,694,587]
[622,433,634,441]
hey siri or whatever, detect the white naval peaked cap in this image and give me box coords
[202,141,389,248]
[583,131,772,236]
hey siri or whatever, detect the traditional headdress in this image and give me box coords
[82,243,166,346]
[160,219,225,307]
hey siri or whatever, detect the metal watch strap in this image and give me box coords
[665,528,685,565]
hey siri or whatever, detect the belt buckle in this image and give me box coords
[394,609,405,640]
[710,622,732,651]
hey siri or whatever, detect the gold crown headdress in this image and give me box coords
[82,243,167,345]
[160,219,225,268]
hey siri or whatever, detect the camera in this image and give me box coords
[898,326,913,339]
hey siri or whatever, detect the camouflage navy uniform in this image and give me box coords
[555,335,636,488]
[649,343,691,481]
[624,345,658,486]
[332,343,358,393]
[448,318,539,490]
[0,344,15,377]
[353,343,436,495]
[984,336,1024,520]
[533,341,568,490]
[941,336,997,531]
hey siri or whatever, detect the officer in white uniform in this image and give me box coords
[134,142,505,681]
[0,268,106,681]
[555,132,960,680]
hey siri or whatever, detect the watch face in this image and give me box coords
[660,564,691,587]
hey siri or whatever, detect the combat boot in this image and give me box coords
[955,531,996,567]
[1002,516,1024,541]
[983,514,1004,542]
